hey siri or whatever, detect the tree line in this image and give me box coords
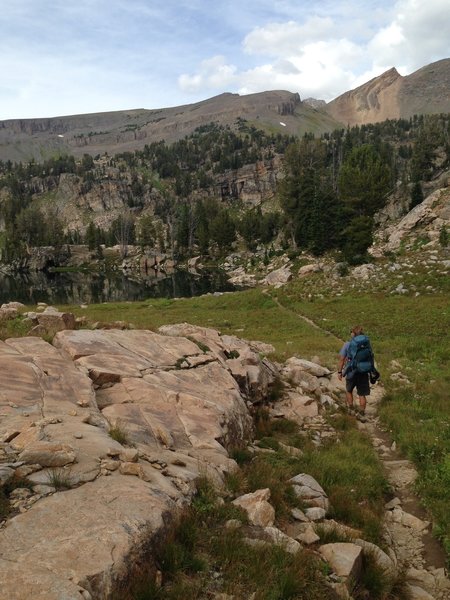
[0,113,449,265]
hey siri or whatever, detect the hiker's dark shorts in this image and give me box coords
[346,372,370,396]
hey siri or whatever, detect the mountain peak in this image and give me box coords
[326,60,449,125]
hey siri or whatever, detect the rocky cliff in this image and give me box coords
[326,58,450,126]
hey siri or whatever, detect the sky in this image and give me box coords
[0,0,449,120]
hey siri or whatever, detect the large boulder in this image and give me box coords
[290,473,330,512]
[0,326,265,599]
[263,265,292,287]
[319,542,363,582]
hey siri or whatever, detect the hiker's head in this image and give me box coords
[350,325,364,337]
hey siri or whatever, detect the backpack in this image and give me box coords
[346,334,374,374]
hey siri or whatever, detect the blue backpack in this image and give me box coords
[346,334,374,374]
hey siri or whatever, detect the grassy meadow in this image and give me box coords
[61,281,450,561]
[2,272,449,568]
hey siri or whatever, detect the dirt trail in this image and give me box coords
[269,292,449,598]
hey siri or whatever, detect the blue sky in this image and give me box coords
[0,0,448,119]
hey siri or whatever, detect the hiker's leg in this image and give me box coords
[356,374,369,413]
[357,395,367,412]
[345,377,356,408]
[346,391,354,408]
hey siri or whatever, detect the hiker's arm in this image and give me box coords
[338,355,346,380]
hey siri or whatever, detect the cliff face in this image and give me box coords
[326,59,450,126]
[327,68,403,125]
[0,156,281,240]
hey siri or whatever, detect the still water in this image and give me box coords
[0,269,236,305]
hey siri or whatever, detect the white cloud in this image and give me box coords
[236,39,362,100]
[0,0,448,118]
[366,0,450,72]
[179,56,238,93]
[243,17,335,55]
[179,0,449,102]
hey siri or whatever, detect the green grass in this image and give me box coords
[272,287,450,559]
[121,409,394,600]
[123,474,337,600]
[62,288,339,365]
[4,261,448,562]
[0,316,32,341]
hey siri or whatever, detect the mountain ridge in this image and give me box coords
[0,59,449,162]
[326,58,450,125]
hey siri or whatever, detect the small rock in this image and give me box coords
[119,448,139,463]
[225,519,242,529]
[319,542,363,581]
[296,525,320,545]
[304,507,326,521]
[9,488,32,500]
[232,488,275,527]
[291,508,309,522]
[264,526,301,554]
[385,497,402,510]
[406,584,434,600]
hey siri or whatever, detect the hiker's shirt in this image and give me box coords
[339,341,351,377]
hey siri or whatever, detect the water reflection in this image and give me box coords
[0,269,236,305]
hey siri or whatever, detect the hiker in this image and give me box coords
[337,325,374,419]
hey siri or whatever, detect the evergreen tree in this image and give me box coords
[175,204,190,256]
[238,209,261,250]
[410,181,424,210]
[338,144,392,217]
[439,225,448,247]
[340,215,373,264]
[85,222,100,251]
[209,210,236,253]
[138,215,155,249]
[279,139,340,254]
[194,201,210,255]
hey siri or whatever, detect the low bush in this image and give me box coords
[109,420,129,445]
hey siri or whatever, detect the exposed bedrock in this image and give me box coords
[0,325,276,599]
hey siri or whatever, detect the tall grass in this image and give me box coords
[273,288,450,559]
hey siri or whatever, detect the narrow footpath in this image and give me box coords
[268,291,450,599]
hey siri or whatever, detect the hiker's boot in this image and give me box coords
[357,408,367,422]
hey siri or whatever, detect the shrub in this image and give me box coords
[109,420,129,445]
[230,447,253,466]
[253,407,272,438]
[46,468,73,490]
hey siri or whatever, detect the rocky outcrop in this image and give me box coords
[371,187,450,256]
[0,324,277,599]
[327,58,450,126]
[327,67,403,126]
[215,156,282,207]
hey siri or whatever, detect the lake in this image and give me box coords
[0,268,236,305]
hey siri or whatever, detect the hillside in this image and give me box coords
[1,112,449,275]
[0,91,340,163]
[0,58,449,163]
[326,58,450,125]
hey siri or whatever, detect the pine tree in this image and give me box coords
[410,181,424,210]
